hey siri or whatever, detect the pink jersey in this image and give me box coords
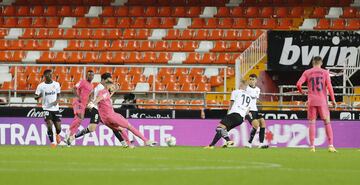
[75,79,93,104]
[97,89,115,121]
[296,67,335,106]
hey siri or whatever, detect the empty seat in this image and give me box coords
[189,100,205,110]
[345,19,360,30]
[215,7,230,17]
[310,7,327,18]
[331,19,345,30]
[288,7,303,18]
[81,52,98,63]
[67,51,83,63]
[314,19,330,30]
[341,7,357,18]
[275,7,288,18]
[101,6,114,16]
[114,6,129,16]
[164,29,180,40]
[245,7,259,17]
[233,18,247,29]
[260,7,274,18]
[190,18,205,28]
[218,18,233,29]
[174,100,189,110]
[277,19,293,29]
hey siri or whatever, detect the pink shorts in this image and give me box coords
[102,113,129,130]
[307,105,330,120]
[72,98,86,115]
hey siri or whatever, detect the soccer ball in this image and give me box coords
[165,136,176,147]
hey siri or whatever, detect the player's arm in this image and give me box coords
[325,71,336,106]
[296,71,307,94]
[72,81,81,99]
[109,83,120,98]
[93,92,106,105]
[34,84,41,100]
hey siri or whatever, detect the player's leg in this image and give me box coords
[307,106,317,152]
[75,108,99,139]
[52,111,62,144]
[207,123,228,148]
[69,101,85,138]
[44,113,56,148]
[112,129,128,147]
[258,117,269,148]
[246,114,259,148]
[319,105,336,152]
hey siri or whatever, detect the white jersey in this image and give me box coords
[92,83,105,110]
[228,89,252,117]
[35,81,61,111]
[246,85,260,111]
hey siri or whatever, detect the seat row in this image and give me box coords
[314,18,360,30]
[1,28,263,41]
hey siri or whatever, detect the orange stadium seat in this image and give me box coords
[166,82,181,91]
[158,67,173,76]
[17,6,30,16]
[12,51,26,62]
[48,28,64,39]
[74,6,87,17]
[341,7,357,18]
[38,40,53,50]
[161,17,176,28]
[97,52,113,63]
[144,6,158,17]
[260,7,274,18]
[248,18,263,29]
[216,7,230,17]
[199,53,216,64]
[94,40,110,51]
[74,17,88,28]
[231,7,244,17]
[174,100,189,110]
[224,30,239,40]
[132,17,146,28]
[77,29,91,39]
[211,41,226,52]
[167,41,183,51]
[189,68,204,76]
[177,74,192,84]
[190,18,205,28]
[137,29,151,39]
[44,6,57,16]
[218,18,233,29]
[36,28,49,39]
[81,40,95,51]
[263,18,277,29]
[288,7,303,18]
[0,51,11,62]
[159,99,174,109]
[161,74,176,84]
[53,52,69,63]
[210,76,224,86]
[110,52,127,64]
[208,29,223,40]
[63,28,77,39]
[1,81,14,90]
[183,41,198,52]
[105,29,122,39]
[140,52,156,63]
[187,7,202,17]
[114,6,128,16]
[156,52,171,63]
[126,52,142,63]
[58,6,72,17]
[91,29,106,39]
[158,7,172,17]
[88,17,102,28]
[109,40,125,51]
[204,18,218,29]
[314,18,330,30]
[67,52,83,63]
[189,100,204,110]
[122,29,136,39]
[245,7,259,17]
[132,74,147,83]
[37,51,54,63]
[125,40,139,51]
[154,41,168,51]
[129,6,144,17]
[61,81,74,91]
[65,40,81,51]
[164,29,180,40]
[3,6,16,16]
[3,17,17,27]
[215,53,232,64]
[206,99,219,109]
[174,68,189,76]
[0,29,8,39]
[196,82,211,92]
[310,7,327,18]
[345,19,360,30]
[101,6,114,16]
[57,73,71,84]
[80,52,99,63]
[173,7,186,17]
[331,19,345,30]
[142,99,158,109]
[275,7,288,18]
[277,19,293,30]
[180,29,195,40]
[31,6,44,16]
[233,18,248,29]
[140,41,154,51]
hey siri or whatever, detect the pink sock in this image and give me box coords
[325,123,334,146]
[119,129,131,145]
[128,125,148,143]
[70,117,82,136]
[309,123,316,147]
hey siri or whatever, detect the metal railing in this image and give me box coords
[235,30,267,88]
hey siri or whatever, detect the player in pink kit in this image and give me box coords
[296,56,337,152]
[67,70,94,142]
[94,82,156,147]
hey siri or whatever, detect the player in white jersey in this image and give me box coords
[205,80,252,149]
[34,69,62,148]
[72,73,128,147]
[245,74,268,149]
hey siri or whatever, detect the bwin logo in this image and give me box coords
[279,36,360,66]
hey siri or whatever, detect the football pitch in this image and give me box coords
[0,146,359,185]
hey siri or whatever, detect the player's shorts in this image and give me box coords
[245,111,264,123]
[220,113,244,131]
[43,110,62,122]
[89,108,101,124]
[308,105,330,120]
[72,98,86,115]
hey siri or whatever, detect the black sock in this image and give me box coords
[248,127,257,143]
[209,129,222,146]
[113,130,124,142]
[259,127,265,143]
[224,136,231,141]
[47,130,54,143]
[75,128,90,138]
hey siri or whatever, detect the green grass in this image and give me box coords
[0,146,359,185]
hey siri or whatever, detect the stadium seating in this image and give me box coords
[0,0,356,109]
